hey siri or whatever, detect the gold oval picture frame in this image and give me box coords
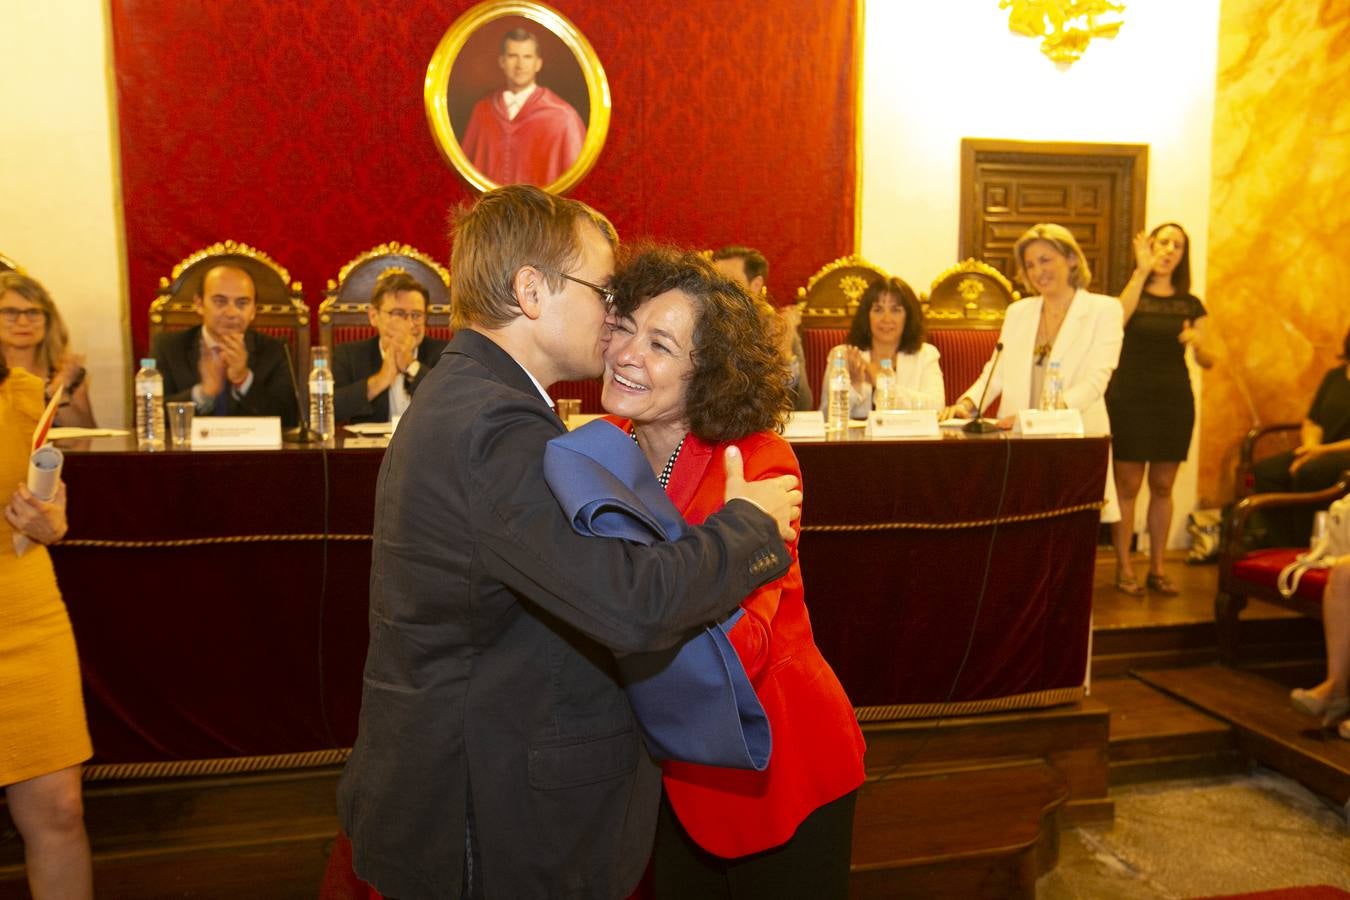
[425,0,610,195]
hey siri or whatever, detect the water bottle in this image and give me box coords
[1041,359,1066,410]
[134,358,165,451]
[826,355,851,439]
[308,357,335,441]
[874,357,897,412]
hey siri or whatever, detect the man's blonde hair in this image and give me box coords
[1012,223,1092,293]
[450,185,617,329]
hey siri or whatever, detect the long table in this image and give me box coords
[50,432,1108,767]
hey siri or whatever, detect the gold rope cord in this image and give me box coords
[59,499,1104,547]
[84,748,351,781]
[854,685,1086,722]
[59,534,371,548]
[801,499,1105,533]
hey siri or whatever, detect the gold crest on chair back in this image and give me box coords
[0,252,22,274]
[922,259,1019,330]
[319,242,452,350]
[148,240,310,363]
[795,254,890,329]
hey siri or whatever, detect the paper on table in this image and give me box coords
[47,427,132,440]
[344,422,395,436]
[13,445,63,558]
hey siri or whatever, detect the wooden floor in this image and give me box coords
[0,551,1341,899]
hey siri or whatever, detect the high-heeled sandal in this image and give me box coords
[1145,573,1180,596]
[1290,688,1350,726]
[1115,570,1146,597]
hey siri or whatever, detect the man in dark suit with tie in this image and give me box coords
[332,270,448,424]
[338,185,800,900]
[151,264,298,426]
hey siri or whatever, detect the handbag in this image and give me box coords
[1186,508,1223,564]
[1276,494,1350,598]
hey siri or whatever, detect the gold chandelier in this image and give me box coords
[1000,0,1126,65]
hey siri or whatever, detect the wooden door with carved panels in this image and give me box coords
[959,140,1147,297]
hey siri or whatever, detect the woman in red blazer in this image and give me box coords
[603,246,866,899]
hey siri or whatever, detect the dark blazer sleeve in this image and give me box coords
[151,329,200,404]
[333,339,380,423]
[467,398,789,654]
[229,332,299,426]
[791,334,814,411]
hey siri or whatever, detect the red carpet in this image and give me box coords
[1192,887,1350,900]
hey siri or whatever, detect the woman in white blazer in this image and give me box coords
[943,223,1124,521]
[820,276,945,418]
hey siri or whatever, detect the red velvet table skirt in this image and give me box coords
[50,433,1107,765]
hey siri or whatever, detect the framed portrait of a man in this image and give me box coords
[425,1,610,194]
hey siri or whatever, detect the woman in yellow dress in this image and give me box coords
[0,363,92,899]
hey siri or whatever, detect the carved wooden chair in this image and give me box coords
[796,255,891,401]
[318,242,452,350]
[923,259,1018,406]
[148,241,310,365]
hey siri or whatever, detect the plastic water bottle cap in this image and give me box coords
[314,358,327,368]
[140,358,155,368]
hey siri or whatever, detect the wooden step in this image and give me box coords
[1135,665,1350,805]
[851,759,1067,900]
[0,766,341,898]
[861,698,1110,825]
[1090,677,1241,784]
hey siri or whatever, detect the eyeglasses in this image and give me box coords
[0,307,45,325]
[537,267,616,308]
[381,308,426,323]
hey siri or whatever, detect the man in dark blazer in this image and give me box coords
[338,185,800,900]
[332,270,448,424]
[151,264,298,427]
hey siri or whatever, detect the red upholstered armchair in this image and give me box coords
[319,242,452,350]
[1215,475,1346,663]
[148,241,310,366]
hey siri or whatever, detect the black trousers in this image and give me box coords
[652,789,857,900]
[1251,449,1350,546]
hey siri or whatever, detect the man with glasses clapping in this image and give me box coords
[333,269,449,424]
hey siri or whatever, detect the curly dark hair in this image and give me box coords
[845,276,926,355]
[610,245,793,442]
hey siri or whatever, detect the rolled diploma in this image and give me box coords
[13,444,63,557]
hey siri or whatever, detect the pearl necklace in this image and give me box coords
[631,429,686,489]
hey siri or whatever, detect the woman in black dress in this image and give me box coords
[1107,224,1219,596]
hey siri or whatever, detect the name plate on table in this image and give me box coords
[866,409,940,439]
[782,411,826,440]
[193,417,283,449]
[1016,408,1084,436]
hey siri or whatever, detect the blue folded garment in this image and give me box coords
[545,420,771,771]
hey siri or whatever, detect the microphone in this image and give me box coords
[282,342,322,444]
[963,341,1004,434]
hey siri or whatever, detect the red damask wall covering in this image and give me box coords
[111,1,858,356]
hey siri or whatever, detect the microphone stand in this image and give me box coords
[963,341,1004,434]
[282,343,322,444]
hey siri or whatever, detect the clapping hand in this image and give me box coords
[217,331,251,385]
[198,345,227,397]
[1178,319,1198,346]
[1132,230,1156,275]
[55,352,87,391]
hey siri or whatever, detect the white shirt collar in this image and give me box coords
[502,83,537,119]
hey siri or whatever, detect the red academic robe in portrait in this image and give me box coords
[461,85,586,186]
